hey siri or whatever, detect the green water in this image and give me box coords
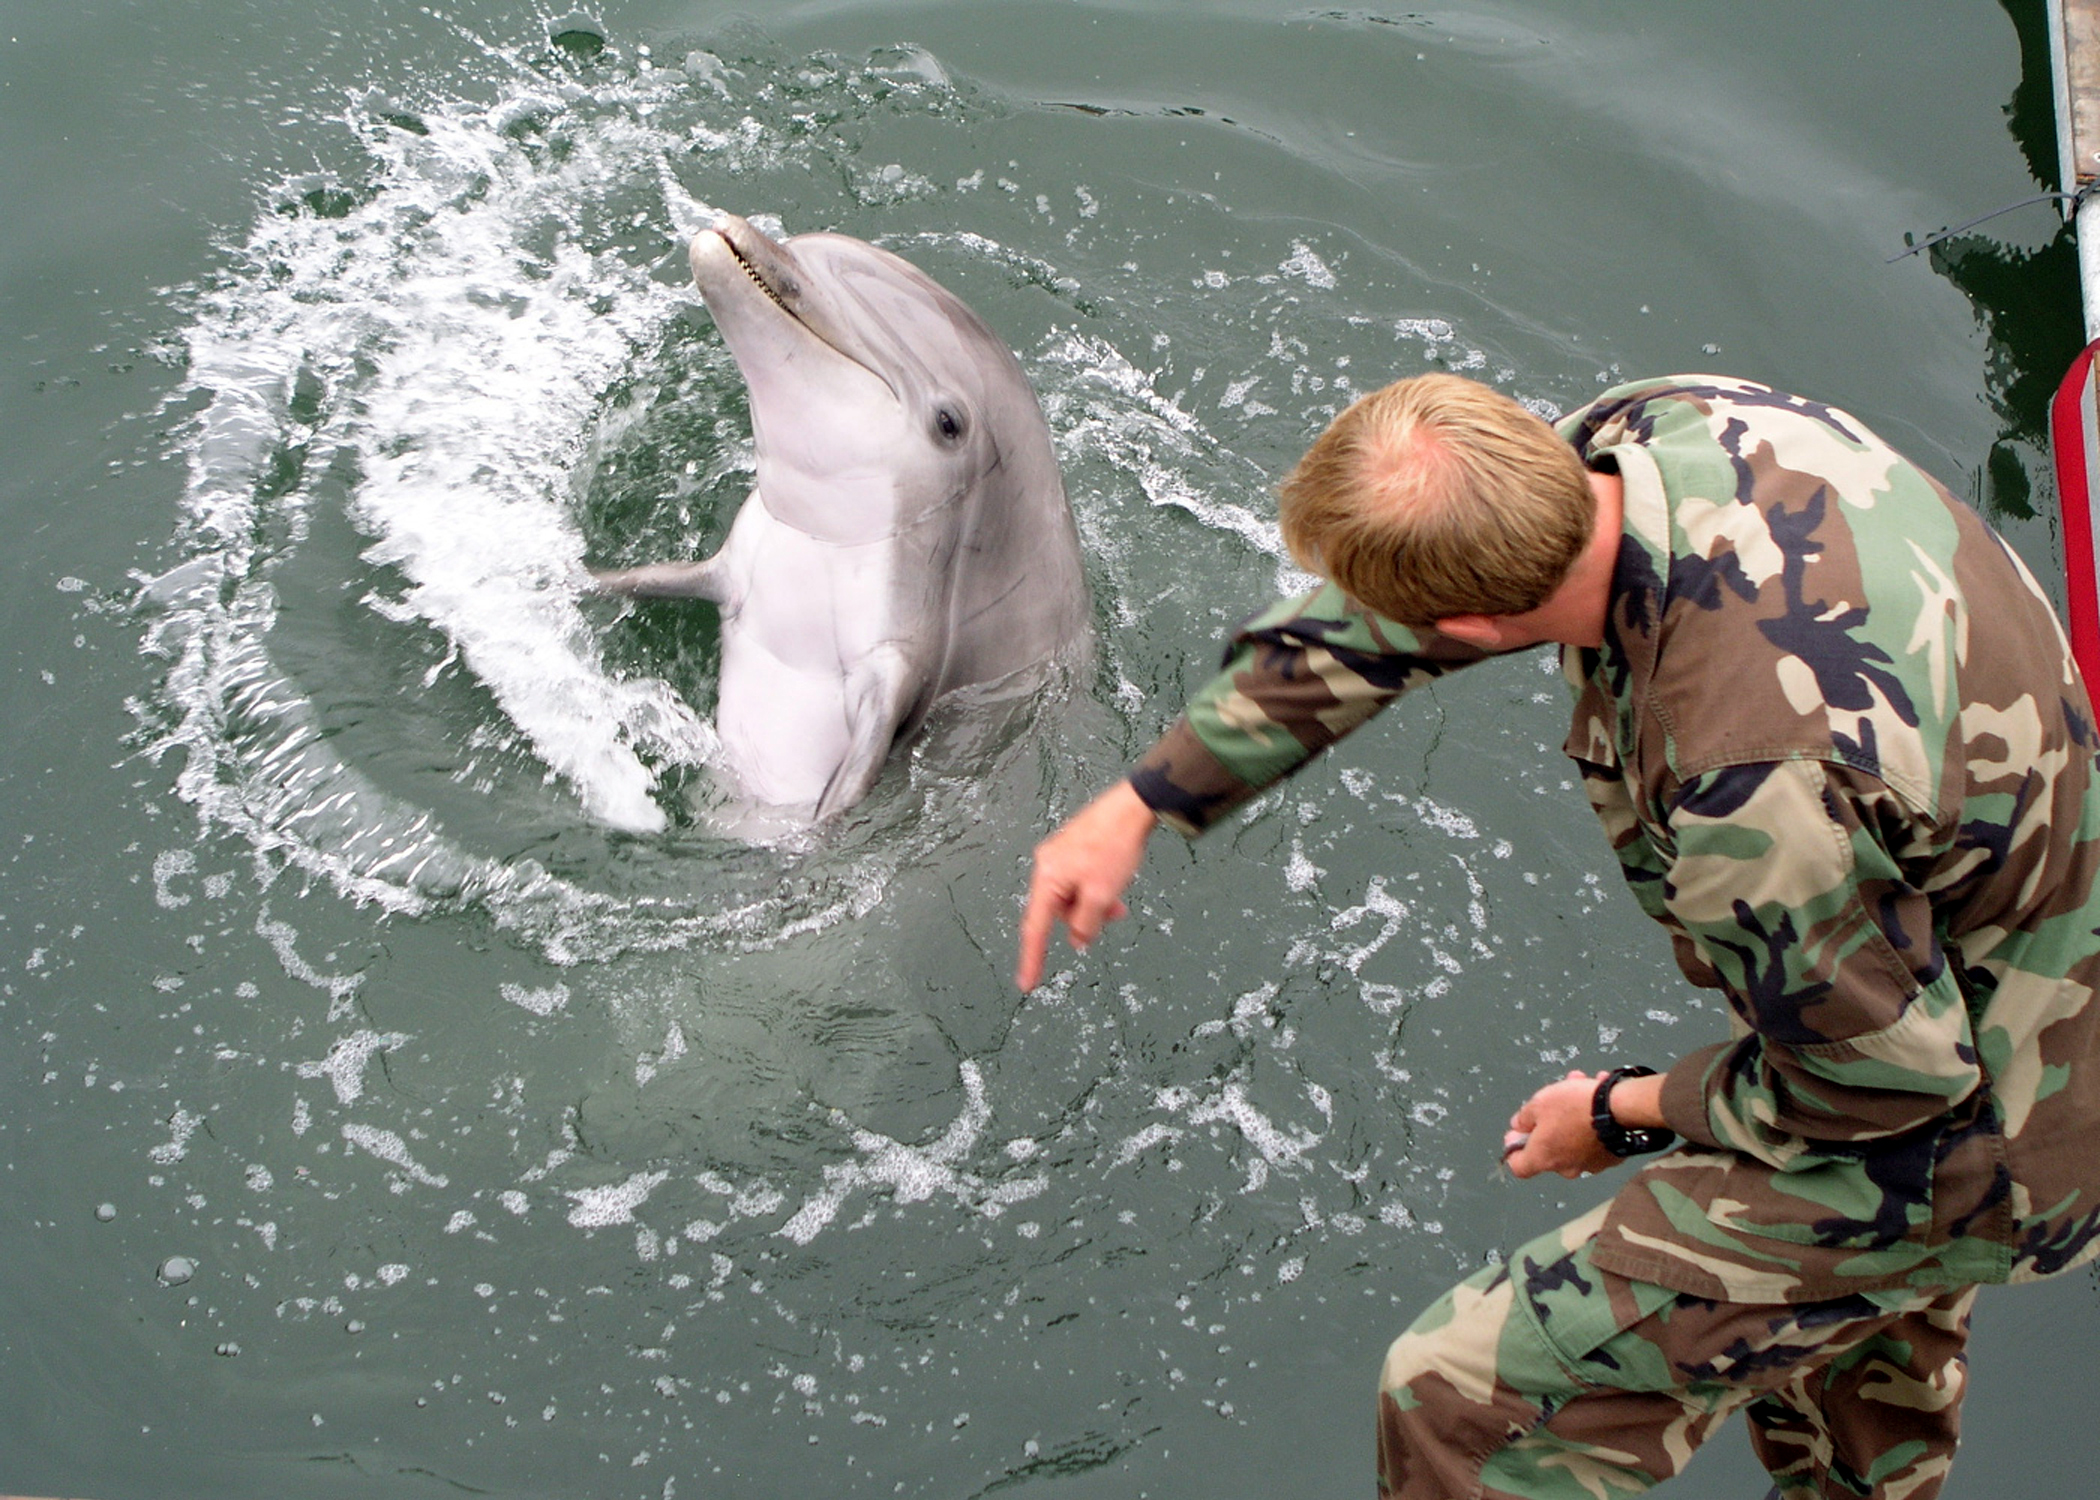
[3,2,2096,1496]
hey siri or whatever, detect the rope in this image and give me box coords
[1887,187,2093,263]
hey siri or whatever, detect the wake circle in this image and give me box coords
[133,27,1322,965]
[132,40,1002,962]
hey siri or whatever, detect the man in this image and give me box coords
[1015,374,2100,1498]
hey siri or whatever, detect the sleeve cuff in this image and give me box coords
[1659,1042,1733,1149]
[1127,717,1261,837]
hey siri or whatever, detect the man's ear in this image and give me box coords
[1433,614,1505,650]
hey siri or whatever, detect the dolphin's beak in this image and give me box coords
[692,214,801,312]
[690,215,912,408]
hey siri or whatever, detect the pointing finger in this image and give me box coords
[1014,878,1069,990]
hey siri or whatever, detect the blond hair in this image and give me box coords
[1278,375,1595,627]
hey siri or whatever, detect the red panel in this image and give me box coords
[2050,338,2100,696]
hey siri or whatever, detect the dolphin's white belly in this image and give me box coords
[591,218,1089,826]
[714,644,853,806]
[711,503,904,807]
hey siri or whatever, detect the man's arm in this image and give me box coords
[1652,759,1978,1161]
[1129,582,1492,832]
[1509,758,1978,1183]
[1014,585,1492,988]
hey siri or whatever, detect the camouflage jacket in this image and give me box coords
[1130,376,2100,1302]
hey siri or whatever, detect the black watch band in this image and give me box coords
[1591,1066,1677,1158]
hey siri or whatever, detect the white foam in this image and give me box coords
[1394,317,1455,344]
[499,981,570,1017]
[339,1124,449,1187]
[149,1106,206,1164]
[1329,876,1411,974]
[1278,241,1337,290]
[1038,331,1321,599]
[1284,839,1325,892]
[1412,798,1480,840]
[565,1170,671,1228]
[255,910,364,1020]
[296,1030,411,1105]
[633,1021,688,1088]
[729,1182,785,1218]
[777,1061,1045,1245]
[1183,1082,1320,1170]
[152,849,196,909]
[1107,1122,1181,1170]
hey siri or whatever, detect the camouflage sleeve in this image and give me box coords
[1652,759,1980,1164]
[1128,583,1490,835]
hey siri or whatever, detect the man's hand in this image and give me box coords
[1016,781,1159,990]
[1502,1070,1620,1180]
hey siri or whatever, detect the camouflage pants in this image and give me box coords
[1378,1204,1975,1500]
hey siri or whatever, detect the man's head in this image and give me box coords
[1277,374,1596,627]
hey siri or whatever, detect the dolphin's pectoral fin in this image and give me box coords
[587,556,730,603]
[816,646,918,820]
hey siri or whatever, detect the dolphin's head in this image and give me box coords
[688,215,1058,544]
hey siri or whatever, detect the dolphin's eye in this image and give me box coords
[933,406,967,444]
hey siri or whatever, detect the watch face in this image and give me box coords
[1592,1067,1673,1157]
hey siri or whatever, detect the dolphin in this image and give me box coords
[590,214,1088,820]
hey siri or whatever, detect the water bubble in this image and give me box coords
[157,1255,196,1286]
[95,1202,117,1222]
[550,12,606,58]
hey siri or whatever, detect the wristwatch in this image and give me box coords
[1590,1066,1677,1158]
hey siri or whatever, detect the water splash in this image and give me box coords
[136,55,947,962]
[156,75,709,834]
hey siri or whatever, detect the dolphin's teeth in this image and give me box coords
[726,239,788,312]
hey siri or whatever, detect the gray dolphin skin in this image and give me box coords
[590,214,1089,820]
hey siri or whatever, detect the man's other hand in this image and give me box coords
[1016,781,1159,990]
[1503,1070,1620,1180]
